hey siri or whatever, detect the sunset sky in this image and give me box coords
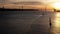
[2,0,60,4]
[0,0,60,10]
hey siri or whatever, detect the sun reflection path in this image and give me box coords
[51,12,60,34]
[54,12,60,28]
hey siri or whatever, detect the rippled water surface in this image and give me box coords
[0,11,60,34]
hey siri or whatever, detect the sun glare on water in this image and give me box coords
[52,2,60,10]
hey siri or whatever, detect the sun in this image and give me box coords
[52,2,60,10]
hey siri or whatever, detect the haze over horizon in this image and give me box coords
[1,0,60,4]
[0,0,60,10]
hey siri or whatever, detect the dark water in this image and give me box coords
[0,11,60,34]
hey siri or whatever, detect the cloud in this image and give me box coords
[12,1,43,5]
[1,0,60,5]
[3,0,44,5]
[0,0,4,3]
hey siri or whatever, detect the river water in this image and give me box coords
[0,11,60,34]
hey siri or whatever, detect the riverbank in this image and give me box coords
[0,8,39,11]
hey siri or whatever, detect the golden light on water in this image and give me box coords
[55,13,60,17]
[51,13,60,34]
[54,13,60,28]
[54,18,60,27]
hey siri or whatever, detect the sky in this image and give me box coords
[0,0,3,3]
[0,0,60,9]
[1,0,60,4]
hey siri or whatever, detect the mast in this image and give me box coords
[3,0,5,9]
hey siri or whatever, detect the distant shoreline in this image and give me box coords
[0,8,39,11]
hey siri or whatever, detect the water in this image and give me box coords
[0,11,60,34]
